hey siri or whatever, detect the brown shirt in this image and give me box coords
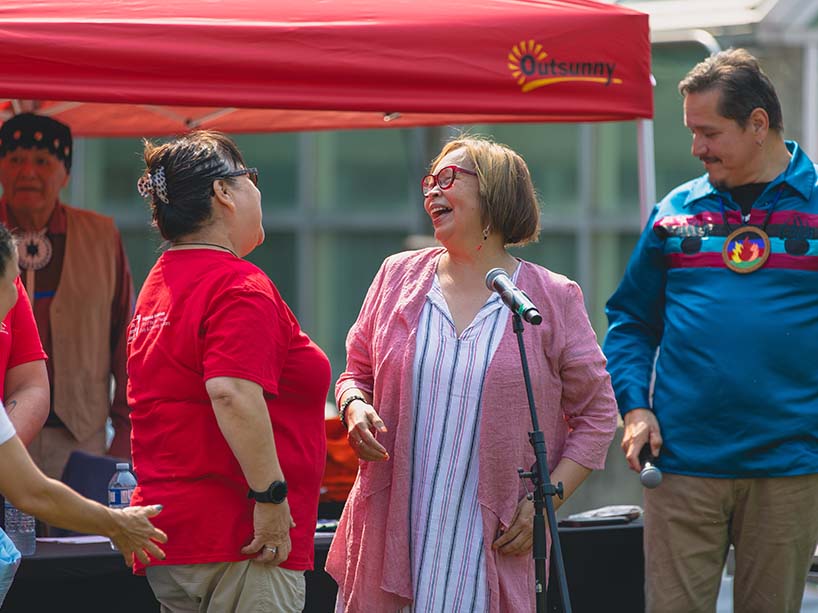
[0,200,134,454]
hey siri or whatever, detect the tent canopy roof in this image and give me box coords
[0,0,652,136]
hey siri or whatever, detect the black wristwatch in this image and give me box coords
[247,480,288,504]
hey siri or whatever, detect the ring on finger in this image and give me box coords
[265,545,278,555]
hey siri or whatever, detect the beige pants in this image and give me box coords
[644,472,818,613]
[28,425,107,480]
[146,561,306,613]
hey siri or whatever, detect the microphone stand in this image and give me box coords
[512,313,572,613]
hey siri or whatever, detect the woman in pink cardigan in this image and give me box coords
[327,136,618,612]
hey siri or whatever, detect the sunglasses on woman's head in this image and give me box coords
[221,167,259,186]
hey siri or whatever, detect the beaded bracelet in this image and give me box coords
[339,394,367,428]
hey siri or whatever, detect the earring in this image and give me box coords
[476,226,490,252]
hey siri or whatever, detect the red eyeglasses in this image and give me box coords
[421,165,477,196]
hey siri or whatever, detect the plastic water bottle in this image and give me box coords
[108,463,137,550]
[4,501,35,556]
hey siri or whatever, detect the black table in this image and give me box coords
[3,540,158,612]
[1,525,642,612]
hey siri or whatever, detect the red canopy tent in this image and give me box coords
[0,0,655,214]
[0,0,652,135]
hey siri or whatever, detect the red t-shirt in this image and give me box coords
[126,250,330,572]
[0,278,48,399]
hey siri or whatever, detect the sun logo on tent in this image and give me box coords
[508,40,547,87]
[507,40,622,93]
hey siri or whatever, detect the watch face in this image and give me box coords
[269,480,288,503]
[249,480,288,503]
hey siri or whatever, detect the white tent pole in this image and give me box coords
[640,30,722,227]
[637,118,656,226]
[803,40,818,160]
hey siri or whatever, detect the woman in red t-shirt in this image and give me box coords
[129,132,330,613]
[0,221,167,574]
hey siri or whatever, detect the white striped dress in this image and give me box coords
[404,271,513,613]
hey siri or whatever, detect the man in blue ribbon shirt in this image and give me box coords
[604,48,818,612]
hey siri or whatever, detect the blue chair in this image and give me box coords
[52,451,121,537]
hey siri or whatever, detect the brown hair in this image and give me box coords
[141,131,249,241]
[430,136,540,246]
[678,48,783,131]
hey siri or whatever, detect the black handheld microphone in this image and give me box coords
[485,268,542,325]
[638,445,663,489]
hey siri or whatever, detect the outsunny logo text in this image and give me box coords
[508,40,622,93]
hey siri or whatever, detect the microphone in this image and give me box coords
[485,268,542,325]
[638,445,663,489]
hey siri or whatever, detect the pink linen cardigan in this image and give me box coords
[327,247,618,612]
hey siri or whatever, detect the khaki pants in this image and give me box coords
[644,472,818,613]
[146,561,305,613]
